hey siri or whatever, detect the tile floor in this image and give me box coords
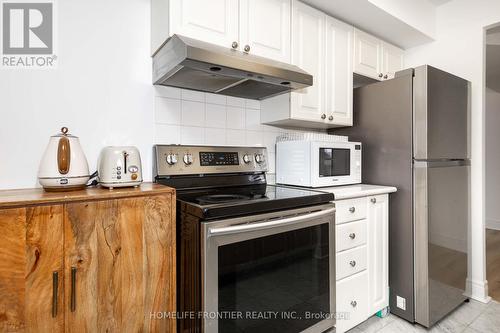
[344,299,500,333]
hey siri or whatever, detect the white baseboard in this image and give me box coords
[430,232,467,252]
[466,278,491,303]
[486,218,500,230]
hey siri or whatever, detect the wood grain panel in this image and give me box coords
[25,206,64,333]
[0,206,64,333]
[144,194,176,333]
[0,208,27,332]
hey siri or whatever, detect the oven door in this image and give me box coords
[311,142,361,187]
[202,204,336,333]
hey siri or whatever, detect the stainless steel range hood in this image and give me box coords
[152,35,313,100]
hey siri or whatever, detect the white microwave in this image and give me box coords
[276,140,362,187]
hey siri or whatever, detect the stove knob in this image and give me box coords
[166,154,177,165]
[183,153,193,165]
[255,153,265,164]
[243,154,252,164]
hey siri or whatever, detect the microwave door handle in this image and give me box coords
[207,207,335,237]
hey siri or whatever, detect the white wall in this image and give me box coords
[405,0,500,302]
[0,0,154,189]
[486,87,500,230]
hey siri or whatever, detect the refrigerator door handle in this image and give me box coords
[414,160,470,168]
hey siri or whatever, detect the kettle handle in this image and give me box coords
[57,128,71,174]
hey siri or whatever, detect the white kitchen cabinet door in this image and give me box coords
[353,29,382,80]
[325,17,353,126]
[169,0,239,49]
[240,0,291,63]
[367,194,389,314]
[290,0,325,122]
[336,271,369,333]
[381,42,404,79]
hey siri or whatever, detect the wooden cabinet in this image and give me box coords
[261,1,353,128]
[239,0,291,63]
[334,194,390,333]
[353,28,404,81]
[153,0,292,62]
[0,185,176,333]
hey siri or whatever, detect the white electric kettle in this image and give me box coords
[38,127,90,191]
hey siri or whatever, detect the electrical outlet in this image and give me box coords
[396,296,406,310]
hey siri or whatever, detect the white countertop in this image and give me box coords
[317,184,397,200]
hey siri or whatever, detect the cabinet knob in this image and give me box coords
[351,300,357,307]
[231,41,239,49]
[350,260,356,267]
[349,206,356,213]
[378,73,383,78]
[349,233,356,239]
[328,115,333,121]
[244,45,251,52]
[371,198,377,204]
[321,114,326,120]
[384,74,388,79]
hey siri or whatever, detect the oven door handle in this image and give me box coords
[207,207,335,237]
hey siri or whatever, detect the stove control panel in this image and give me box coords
[155,145,268,176]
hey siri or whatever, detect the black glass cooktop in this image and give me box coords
[177,184,334,220]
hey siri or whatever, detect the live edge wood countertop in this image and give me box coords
[0,183,176,209]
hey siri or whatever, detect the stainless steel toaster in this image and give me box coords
[97,146,143,189]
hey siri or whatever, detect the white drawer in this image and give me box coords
[336,245,367,280]
[336,271,369,333]
[336,219,367,252]
[335,198,367,224]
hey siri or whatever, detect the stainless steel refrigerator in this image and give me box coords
[334,65,470,327]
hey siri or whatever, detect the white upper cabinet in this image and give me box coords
[353,28,404,81]
[154,0,292,63]
[239,0,291,63]
[353,29,381,80]
[325,17,353,127]
[290,1,325,122]
[169,0,239,50]
[381,42,404,79]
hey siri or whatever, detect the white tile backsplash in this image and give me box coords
[155,97,181,125]
[205,103,227,128]
[226,106,246,130]
[153,88,326,177]
[181,100,205,126]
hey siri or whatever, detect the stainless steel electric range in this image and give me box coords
[154,145,336,333]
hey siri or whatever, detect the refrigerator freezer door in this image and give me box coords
[334,73,415,322]
[414,160,469,327]
[413,66,470,160]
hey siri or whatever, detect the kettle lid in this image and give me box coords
[51,127,77,138]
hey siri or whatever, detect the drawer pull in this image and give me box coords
[349,233,356,240]
[349,260,356,267]
[349,207,356,213]
[52,271,58,318]
[351,300,357,307]
[371,198,377,204]
[71,267,77,312]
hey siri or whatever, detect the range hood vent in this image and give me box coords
[152,35,313,100]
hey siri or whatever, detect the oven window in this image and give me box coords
[218,224,330,333]
[319,148,350,177]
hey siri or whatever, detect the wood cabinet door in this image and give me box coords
[64,195,176,333]
[353,29,382,80]
[325,16,353,127]
[381,42,404,79]
[290,0,325,123]
[169,0,239,49]
[367,194,389,314]
[0,206,64,333]
[239,0,291,63]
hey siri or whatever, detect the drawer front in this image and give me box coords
[336,245,367,280]
[336,219,367,252]
[336,271,369,333]
[335,198,367,224]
